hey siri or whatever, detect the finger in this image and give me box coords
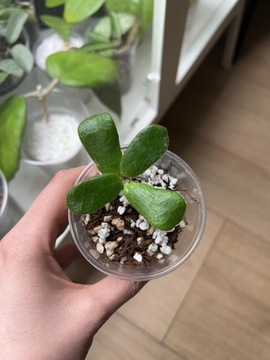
[14,165,98,252]
[83,277,146,332]
[54,243,83,270]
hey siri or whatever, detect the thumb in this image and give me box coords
[82,277,146,332]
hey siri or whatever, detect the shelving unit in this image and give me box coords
[5,0,245,241]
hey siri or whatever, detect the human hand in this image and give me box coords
[0,167,145,360]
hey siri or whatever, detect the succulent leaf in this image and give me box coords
[121,125,169,178]
[46,51,117,87]
[124,181,186,231]
[40,15,72,42]
[0,96,26,181]
[64,0,104,24]
[45,0,66,7]
[10,44,34,73]
[66,173,122,214]
[5,10,28,44]
[78,113,122,175]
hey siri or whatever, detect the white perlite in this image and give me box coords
[83,163,184,264]
[24,114,81,162]
[35,33,84,70]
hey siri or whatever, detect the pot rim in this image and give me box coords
[0,169,8,220]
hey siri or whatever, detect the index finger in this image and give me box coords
[10,166,97,252]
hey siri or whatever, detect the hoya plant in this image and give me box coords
[0,47,118,181]
[66,113,186,231]
[0,0,34,87]
[37,0,122,116]
[81,0,153,57]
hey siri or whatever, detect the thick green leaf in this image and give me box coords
[46,51,117,87]
[110,12,121,40]
[45,0,66,7]
[5,10,28,44]
[106,0,141,17]
[138,0,154,39]
[121,125,169,178]
[0,71,8,84]
[0,59,24,78]
[66,173,122,214]
[106,0,154,39]
[85,30,110,43]
[64,0,104,24]
[124,181,186,231]
[40,15,72,42]
[93,81,122,117]
[10,44,34,73]
[0,96,26,181]
[79,41,114,53]
[78,113,122,174]
[93,13,136,40]
[92,17,111,40]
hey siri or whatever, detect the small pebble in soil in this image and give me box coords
[80,165,186,266]
[24,114,81,162]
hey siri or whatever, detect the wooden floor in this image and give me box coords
[67,2,270,359]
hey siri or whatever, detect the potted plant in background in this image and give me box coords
[0,37,118,178]
[82,0,154,94]
[0,0,34,95]
[32,0,121,116]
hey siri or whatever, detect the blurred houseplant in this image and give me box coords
[83,0,154,93]
[0,0,34,94]
[34,0,122,115]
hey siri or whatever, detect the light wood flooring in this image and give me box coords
[66,2,270,359]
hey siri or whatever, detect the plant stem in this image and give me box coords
[36,84,49,123]
[23,78,59,98]
[23,78,59,123]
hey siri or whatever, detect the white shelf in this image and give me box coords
[177,0,242,86]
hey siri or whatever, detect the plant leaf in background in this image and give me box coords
[78,113,122,175]
[106,0,140,16]
[45,0,66,7]
[0,72,8,84]
[0,96,26,181]
[0,59,24,78]
[66,173,123,214]
[40,15,72,42]
[93,13,136,40]
[106,0,154,39]
[5,10,28,44]
[10,44,34,73]
[64,0,104,24]
[124,181,186,231]
[121,125,169,178]
[93,81,121,117]
[46,50,117,87]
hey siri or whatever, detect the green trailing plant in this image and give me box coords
[66,112,186,231]
[0,0,34,85]
[38,0,121,116]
